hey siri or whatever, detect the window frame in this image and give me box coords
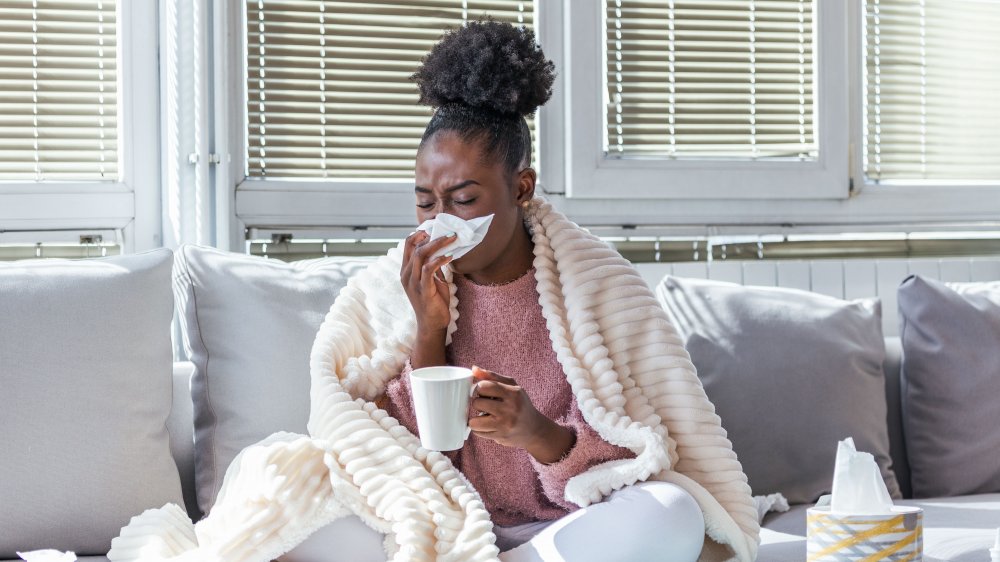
[562,0,849,200]
[226,0,1000,238]
[0,0,161,253]
[231,0,557,232]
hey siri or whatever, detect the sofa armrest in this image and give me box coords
[168,361,202,522]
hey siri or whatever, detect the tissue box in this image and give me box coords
[806,506,923,561]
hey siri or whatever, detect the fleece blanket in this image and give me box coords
[108,197,760,562]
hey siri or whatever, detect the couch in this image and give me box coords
[3,247,999,561]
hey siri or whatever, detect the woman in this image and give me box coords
[371,18,705,561]
[109,18,758,562]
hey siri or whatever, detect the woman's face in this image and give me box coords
[414,131,535,275]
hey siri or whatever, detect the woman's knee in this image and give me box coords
[614,482,706,561]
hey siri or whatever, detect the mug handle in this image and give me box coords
[465,380,478,440]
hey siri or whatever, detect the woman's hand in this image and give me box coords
[401,230,456,368]
[468,366,576,464]
[401,230,456,333]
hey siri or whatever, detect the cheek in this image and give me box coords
[480,211,520,252]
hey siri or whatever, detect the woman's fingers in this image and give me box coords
[471,396,501,416]
[400,230,427,286]
[468,414,498,433]
[408,233,456,286]
[473,380,517,399]
[420,253,453,293]
[472,366,517,386]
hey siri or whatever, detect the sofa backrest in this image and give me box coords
[633,256,1000,337]
[167,256,1000,517]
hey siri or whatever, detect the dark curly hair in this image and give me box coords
[411,17,555,181]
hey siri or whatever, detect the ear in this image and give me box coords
[514,167,537,205]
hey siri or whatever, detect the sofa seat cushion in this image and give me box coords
[759,494,1000,561]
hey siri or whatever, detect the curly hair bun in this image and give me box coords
[412,17,555,118]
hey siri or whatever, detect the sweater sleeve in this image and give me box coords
[529,398,636,510]
[382,360,420,436]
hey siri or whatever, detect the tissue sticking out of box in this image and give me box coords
[807,438,922,561]
[830,437,894,515]
[16,551,76,562]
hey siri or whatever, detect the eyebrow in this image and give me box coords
[414,180,481,194]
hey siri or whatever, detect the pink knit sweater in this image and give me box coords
[384,268,635,527]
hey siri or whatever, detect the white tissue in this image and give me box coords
[415,213,494,261]
[830,437,894,515]
[16,551,76,562]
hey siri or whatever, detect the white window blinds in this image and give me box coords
[245,0,537,179]
[605,0,816,159]
[0,0,117,181]
[864,0,1000,182]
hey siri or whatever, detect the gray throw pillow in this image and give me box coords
[172,244,370,514]
[0,249,183,556]
[898,275,1000,498]
[656,275,902,505]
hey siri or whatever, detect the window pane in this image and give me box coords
[245,0,538,179]
[864,0,1000,181]
[0,0,118,181]
[604,0,816,160]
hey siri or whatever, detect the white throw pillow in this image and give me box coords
[0,249,183,557]
[171,244,371,514]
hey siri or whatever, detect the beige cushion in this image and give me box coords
[172,245,370,514]
[657,275,902,505]
[0,249,183,557]
[898,275,1000,497]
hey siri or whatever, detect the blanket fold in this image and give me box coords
[109,197,759,562]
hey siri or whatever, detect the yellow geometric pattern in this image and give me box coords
[807,509,923,561]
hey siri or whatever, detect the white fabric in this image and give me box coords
[108,197,758,562]
[500,482,705,562]
[16,551,77,562]
[752,494,790,525]
[281,482,705,562]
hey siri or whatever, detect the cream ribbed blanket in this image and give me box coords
[108,197,759,562]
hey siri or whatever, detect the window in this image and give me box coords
[561,0,848,199]
[0,230,120,261]
[243,0,537,180]
[863,0,1000,183]
[234,0,540,232]
[0,0,117,180]
[0,0,160,253]
[225,0,1000,239]
[605,0,815,160]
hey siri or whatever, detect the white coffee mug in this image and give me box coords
[409,366,474,451]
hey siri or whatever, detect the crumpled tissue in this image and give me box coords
[415,213,494,261]
[16,551,76,562]
[830,436,894,514]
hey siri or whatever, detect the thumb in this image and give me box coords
[472,365,517,385]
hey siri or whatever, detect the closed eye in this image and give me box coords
[416,202,434,209]
[454,198,476,205]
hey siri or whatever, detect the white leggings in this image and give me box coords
[282,482,705,562]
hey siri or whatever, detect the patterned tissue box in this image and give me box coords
[807,505,923,561]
